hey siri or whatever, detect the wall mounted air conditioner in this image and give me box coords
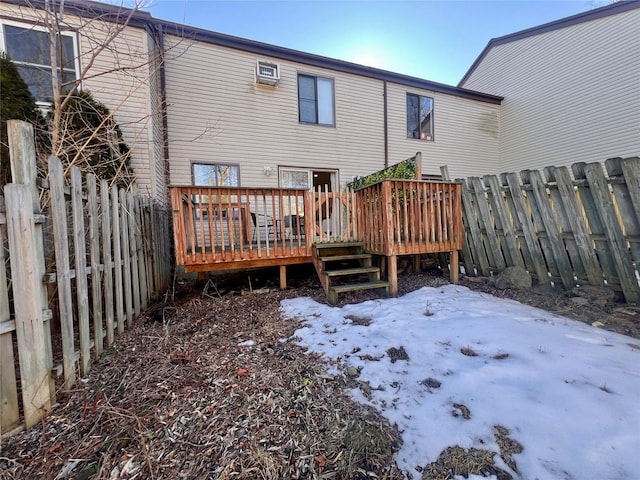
[256,60,280,86]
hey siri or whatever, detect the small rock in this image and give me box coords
[571,286,617,305]
[386,346,409,363]
[494,266,532,290]
[346,367,360,378]
[570,296,589,305]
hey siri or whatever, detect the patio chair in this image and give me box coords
[284,214,305,239]
[250,212,274,242]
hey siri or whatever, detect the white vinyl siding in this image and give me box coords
[461,8,640,173]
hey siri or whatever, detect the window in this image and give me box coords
[0,22,78,104]
[298,74,335,126]
[193,163,240,187]
[407,93,434,141]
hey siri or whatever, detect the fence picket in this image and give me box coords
[120,190,134,327]
[71,167,91,375]
[556,166,605,285]
[469,176,506,271]
[522,170,575,289]
[87,175,104,358]
[112,186,125,334]
[101,180,115,347]
[0,214,19,434]
[582,163,640,302]
[460,179,490,275]
[135,197,149,309]
[606,158,640,271]
[482,175,523,268]
[128,193,141,316]
[49,156,76,391]
[500,173,549,282]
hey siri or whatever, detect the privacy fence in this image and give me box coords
[1,121,172,437]
[458,157,640,302]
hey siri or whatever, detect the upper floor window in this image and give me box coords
[407,93,434,141]
[193,163,240,187]
[0,22,78,104]
[298,74,335,126]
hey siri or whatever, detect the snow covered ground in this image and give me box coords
[281,285,640,479]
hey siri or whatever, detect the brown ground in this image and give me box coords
[1,264,637,480]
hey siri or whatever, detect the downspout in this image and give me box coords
[155,23,171,204]
[383,80,389,168]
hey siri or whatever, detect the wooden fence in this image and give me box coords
[459,158,640,302]
[1,120,172,437]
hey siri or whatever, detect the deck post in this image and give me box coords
[413,254,421,273]
[388,254,398,297]
[450,250,459,284]
[279,265,287,290]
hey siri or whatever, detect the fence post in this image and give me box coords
[6,120,53,427]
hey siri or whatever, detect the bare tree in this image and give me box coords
[5,0,170,189]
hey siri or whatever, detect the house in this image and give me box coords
[459,0,640,173]
[1,0,637,299]
[1,0,504,200]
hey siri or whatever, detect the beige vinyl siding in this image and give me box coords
[164,36,501,188]
[164,36,386,190]
[386,84,501,179]
[461,8,640,173]
[0,2,157,196]
[78,23,155,195]
[147,30,167,203]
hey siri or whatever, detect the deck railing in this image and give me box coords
[171,186,312,268]
[357,179,462,256]
[170,180,461,270]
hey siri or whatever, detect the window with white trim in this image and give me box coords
[298,74,335,126]
[192,163,240,187]
[0,21,79,104]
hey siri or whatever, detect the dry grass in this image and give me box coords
[3,266,634,480]
[0,272,403,480]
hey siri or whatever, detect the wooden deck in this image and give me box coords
[170,180,462,294]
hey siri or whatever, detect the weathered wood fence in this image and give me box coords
[1,121,172,437]
[459,158,640,302]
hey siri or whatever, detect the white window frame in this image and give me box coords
[0,19,80,106]
[192,162,241,187]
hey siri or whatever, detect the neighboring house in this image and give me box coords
[459,0,640,173]
[0,0,167,200]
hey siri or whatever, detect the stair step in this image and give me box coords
[325,267,379,277]
[319,253,371,262]
[330,280,389,294]
[315,241,364,249]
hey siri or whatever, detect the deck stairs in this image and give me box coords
[312,242,389,305]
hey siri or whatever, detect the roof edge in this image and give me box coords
[1,0,501,104]
[458,0,640,87]
[157,19,502,105]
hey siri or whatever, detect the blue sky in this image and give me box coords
[144,0,605,85]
